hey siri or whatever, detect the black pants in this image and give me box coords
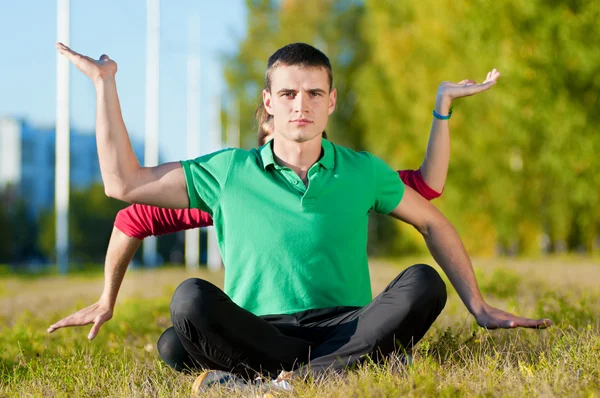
[157,264,446,377]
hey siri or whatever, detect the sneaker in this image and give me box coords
[252,370,294,393]
[270,370,294,391]
[191,370,248,395]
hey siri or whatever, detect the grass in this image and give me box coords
[1,258,599,397]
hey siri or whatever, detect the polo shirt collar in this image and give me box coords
[260,137,334,170]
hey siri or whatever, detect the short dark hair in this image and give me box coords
[265,42,333,91]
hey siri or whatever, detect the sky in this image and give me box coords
[0,0,247,162]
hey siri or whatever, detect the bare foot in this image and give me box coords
[56,42,118,83]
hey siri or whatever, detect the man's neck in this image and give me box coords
[272,135,322,181]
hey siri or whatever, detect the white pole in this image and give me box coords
[143,0,160,267]
[206,93,222,271]
[185,14,201,271]
[55,0,70,274]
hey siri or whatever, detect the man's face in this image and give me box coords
[263,65,336,144]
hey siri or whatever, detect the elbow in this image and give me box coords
[418,211,450,239]
[415,222,430,238]
[104,184,132,202]
[416,212,442,237]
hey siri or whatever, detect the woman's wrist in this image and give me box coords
[434,94,453,116]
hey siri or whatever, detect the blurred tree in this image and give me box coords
[0,186,37,263]
[38,184,180,266]
[355,0,599,255]
[39,185,127,264]
[0,201,10,261]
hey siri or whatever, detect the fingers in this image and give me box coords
[55,43,91,69]
[538,318,553,328]
[56,42,111,64]
[55,42,68,52]
[48,317,88,333]
[47,316,70,333]
[483,68,501,84]
[56,42,81,60]
[47,317,73,333]
[477,305,553,330]
[461,83,493,97]
[47,310,94,333]
[465,75,499,95]
[486,317,553,330]
[88,318,105,340]
[514,317,553,329]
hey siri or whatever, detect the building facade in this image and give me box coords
[0,117,145,218]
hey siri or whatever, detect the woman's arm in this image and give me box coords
[48,227,141,340]
[115,204,214,239]
[419,70,501,193]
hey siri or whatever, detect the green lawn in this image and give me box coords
[1,258,599,397]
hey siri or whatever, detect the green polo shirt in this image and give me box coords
[181,138,405,316]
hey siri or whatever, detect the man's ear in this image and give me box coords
[328,88,337,115]
[263,89,274,115]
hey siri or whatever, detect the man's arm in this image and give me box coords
[389,187,552,329]
[56,43,188,208]
[419,70,501,192]
[48,227,140,339]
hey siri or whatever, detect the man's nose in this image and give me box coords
[293,93,310,113]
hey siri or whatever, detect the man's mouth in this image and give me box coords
[291,119,312,126]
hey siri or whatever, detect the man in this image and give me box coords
[46,126,444,354]
[49,42,551,392]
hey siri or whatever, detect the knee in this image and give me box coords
[170,278,220,322]
[157,327,190,371]
[402,264,447,309]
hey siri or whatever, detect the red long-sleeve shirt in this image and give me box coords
[114,169,441,239]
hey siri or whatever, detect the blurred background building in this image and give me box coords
[0,117,144,218]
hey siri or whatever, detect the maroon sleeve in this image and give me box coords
[114,204,214,239]
[397,169,442,201]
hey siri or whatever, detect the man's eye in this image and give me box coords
[310,92,322,97]
[283,93,295,98]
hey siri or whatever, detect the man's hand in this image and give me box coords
[474,303,552,330]
[437,69,501,101]
[56,42,117,83]
[47,301,114,340]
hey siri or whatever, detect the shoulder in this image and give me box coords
[329,141,378,168]
[190,147,268,174]
[185,147,260,166]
